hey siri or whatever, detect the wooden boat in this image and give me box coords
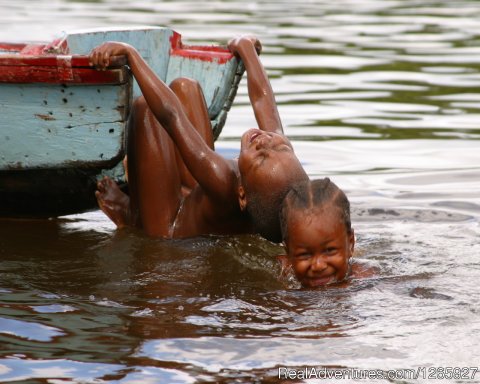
[0,27,243,218]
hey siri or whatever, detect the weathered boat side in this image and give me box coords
[0,80,130,170]
[62,27,173,97]
[167,44,244,138]
[0,26,244,218]
[63,27,243,137]
[0,44,131,217]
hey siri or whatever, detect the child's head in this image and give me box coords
[279,178,354,288]
[237,129,308,243]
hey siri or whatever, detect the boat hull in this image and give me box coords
[0,26,243,218]
[1,169,100,217]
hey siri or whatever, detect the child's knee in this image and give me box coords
[132,96,149,115]
[170,77,201,96]
[128,96,157,139]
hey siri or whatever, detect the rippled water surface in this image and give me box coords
[1,0,480,383]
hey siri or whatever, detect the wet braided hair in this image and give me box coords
[279,178,352,243]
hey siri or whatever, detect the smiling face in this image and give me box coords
[237,129,308,242]
[284,205,355,288]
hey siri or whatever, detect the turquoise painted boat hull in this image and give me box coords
[0,27,243,217]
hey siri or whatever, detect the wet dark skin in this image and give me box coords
[279,205,355,288]
[89,36,308,238]
[278,204,376,288]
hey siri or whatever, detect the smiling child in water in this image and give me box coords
[278,178,357,288]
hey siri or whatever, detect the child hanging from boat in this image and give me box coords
[89,36,368,288]
[89,35,308,243]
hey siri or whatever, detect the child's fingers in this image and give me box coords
[87,45,106,70]
[90,43,125,70]
[91,49,103,69]
[88,48,98,67]
[102,52,110,70]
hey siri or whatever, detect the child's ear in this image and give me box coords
[238,185,247,211]
[349,229,355,255]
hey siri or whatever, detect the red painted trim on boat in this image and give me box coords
[168,31,233,64]
[0,33,233,84]
[0,55,126,67]
[0,54,128,84]
[169,31,182,50]
[0,42,26,51]
[0,65,127,84]
[45,38,69,54]
[20,44,48,55]
[171,45,233,64]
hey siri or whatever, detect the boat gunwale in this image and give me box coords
[0,54,126,67]
[0,47,129,84]
[0,40,237,85]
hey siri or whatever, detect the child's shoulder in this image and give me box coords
[350,261,377,280]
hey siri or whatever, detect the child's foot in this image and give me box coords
[95,176,130,228]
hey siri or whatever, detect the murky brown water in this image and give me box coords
[1,0,480,383]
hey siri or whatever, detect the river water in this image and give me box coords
[1,0,480,383]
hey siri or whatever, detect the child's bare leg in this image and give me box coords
[169,78,214,192]
[125,96,184,237]
[95,96,181,235]
[96,78,213,234]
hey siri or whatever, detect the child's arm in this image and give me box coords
[89,43,238,205]
[228,36,284,135]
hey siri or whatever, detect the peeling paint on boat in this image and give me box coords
[0,26,244,217]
